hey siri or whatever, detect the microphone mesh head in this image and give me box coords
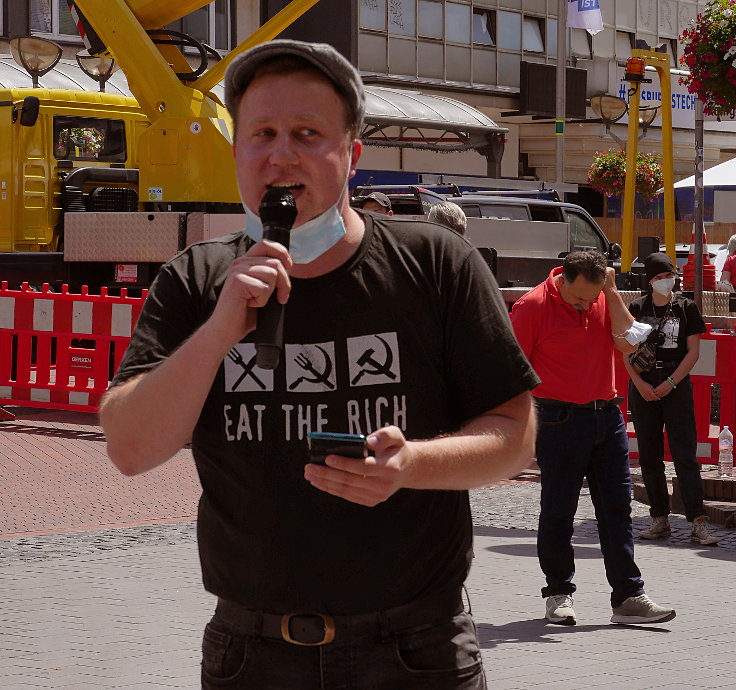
[259,188,297,227]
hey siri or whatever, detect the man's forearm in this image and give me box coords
[100,323,232,475]
[604,285,635,337]
[402,392,537,490]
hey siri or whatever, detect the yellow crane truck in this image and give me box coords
[0,0,322,291]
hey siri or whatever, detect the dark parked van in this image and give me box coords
[351,185,622,287]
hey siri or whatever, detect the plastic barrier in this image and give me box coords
[616,326,736,463]
[0,283,147,416]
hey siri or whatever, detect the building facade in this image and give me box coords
[2,1,733,200]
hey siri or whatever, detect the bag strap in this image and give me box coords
[650,295,672,336]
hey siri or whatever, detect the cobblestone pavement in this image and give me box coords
[2,408,735,688]
[2,483,735,688]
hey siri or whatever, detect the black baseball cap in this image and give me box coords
[359,192,392,211]
[225,39,365,129]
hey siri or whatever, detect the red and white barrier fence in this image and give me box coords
[0,283,147,417]
[0,283,734,458]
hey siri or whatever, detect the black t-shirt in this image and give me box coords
[628,293,706,364]
[112,214,539,614]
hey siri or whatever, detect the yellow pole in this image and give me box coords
[621,85,640,273]
[648,54,676,266]
[621,47,676,271]
[193,0,323,95]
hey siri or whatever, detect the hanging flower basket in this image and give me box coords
[55,127,104,158]
[588,149,664,202]
[679,0,736,118]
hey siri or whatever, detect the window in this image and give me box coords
[546,19,557,56]
[389,0,416,37]
[460,204,482,218]
[30,0,78,39]
[30,1,230,49]
[480,203,530,220]
[472,9,495,46]
[564,211,605,253]
[523,17,544,53]
[570,28,592,59]
[361,0,387,31]
[497,11,521,51]
[445,3,470,44]
[165,0,231,51]
[53,116,127,163]
[418,1,443,39]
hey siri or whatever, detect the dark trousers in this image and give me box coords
[535,403,645,608]
[201,605,486,689]
[628,374,706,521]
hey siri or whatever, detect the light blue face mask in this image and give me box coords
[243,161,352,264]
[243,201,346,265]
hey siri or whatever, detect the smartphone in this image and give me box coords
[307,431,368,465]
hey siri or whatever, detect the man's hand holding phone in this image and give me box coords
[304,427,408,507]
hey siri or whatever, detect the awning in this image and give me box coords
[362,85,507,154]
[674,157,736,188]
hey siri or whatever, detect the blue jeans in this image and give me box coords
[535,403,645,608]
[201,609,486,689]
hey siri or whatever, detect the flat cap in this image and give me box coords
[225,39,365,129]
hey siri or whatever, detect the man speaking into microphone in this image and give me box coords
[100,40,538,689]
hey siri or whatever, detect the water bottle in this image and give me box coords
[719,426,734,478]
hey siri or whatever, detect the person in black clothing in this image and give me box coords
[624,253,718,546]
[99,40,538,689]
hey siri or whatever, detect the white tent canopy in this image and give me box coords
[674,157,736,188]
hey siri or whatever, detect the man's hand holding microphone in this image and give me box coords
[207,189,297,359]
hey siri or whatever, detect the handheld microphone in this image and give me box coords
[254,188,298,369]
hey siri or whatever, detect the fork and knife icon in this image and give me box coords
[227,345,334,391]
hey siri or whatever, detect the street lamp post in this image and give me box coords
[590,93,660,146]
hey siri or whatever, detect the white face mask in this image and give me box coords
[242,161,352,265]
[651,277,675,296]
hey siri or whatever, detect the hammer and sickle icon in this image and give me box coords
[351,335,397,385]
[289,345,334,390]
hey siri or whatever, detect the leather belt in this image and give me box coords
[214,587,464,646]
[535,397,624,411]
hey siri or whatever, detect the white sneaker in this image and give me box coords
[610,595,676,624]
[545,594,576,625]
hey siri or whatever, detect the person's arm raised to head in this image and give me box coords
[101,240,293,476]
[602,267,637,353]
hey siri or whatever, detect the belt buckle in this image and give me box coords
[592,400,603,410]
[280,613,336,646]
[655,361,664,369]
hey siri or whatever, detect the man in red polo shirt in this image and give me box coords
[511,251,676,626]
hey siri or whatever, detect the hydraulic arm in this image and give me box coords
[69,0,322,205]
